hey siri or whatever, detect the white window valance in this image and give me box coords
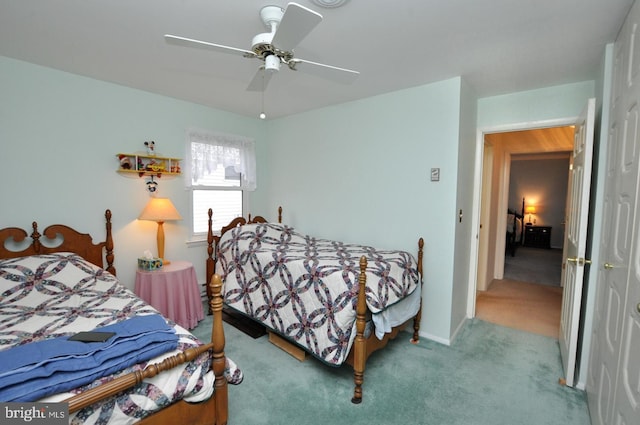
[185,128,256,191]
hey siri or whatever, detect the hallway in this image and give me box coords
[476,278,563,338]
[476,247,564,338]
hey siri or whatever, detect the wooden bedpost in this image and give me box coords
[209,273,228,425]
[521,197,526,243]
[351,255,368,404]
[411,237,425,343]
[278,206,282,224]
[30,222,41,253]
[104,210,116,276]
[206,208,215,315]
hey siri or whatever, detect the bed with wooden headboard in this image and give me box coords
[206,206,424,404]
[0,210,234,425]
[506,197,525,257]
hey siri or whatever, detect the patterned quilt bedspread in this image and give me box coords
[216,223,420,366]
[0,253,242,425]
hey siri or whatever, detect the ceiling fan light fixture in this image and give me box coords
[310,0,350,8]
[264,54,280,72]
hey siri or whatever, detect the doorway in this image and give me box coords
[473,125,574,337]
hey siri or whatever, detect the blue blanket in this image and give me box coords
[0,314,178,402]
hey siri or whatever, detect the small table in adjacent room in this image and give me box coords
[523,225,552,249]
[134,260,204,330]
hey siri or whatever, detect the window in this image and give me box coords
[186,128,256,238]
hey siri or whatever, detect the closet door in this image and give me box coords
[616,194,639,425]
[587,2,640,423]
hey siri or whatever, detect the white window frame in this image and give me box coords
[185,128,256,241]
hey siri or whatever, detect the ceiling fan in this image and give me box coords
[164,2,360,92]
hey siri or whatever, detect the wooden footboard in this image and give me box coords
[347,237,424,403]
[65,275,229,425]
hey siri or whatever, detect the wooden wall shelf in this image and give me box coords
[116,153,182,179]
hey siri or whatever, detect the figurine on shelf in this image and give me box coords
[118,154,132,170]
[144,141,156,156]
[146,177,158,193]
[145,159,166,172]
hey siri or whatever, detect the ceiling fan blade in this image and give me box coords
[164,34,256,58]
[246,67,274,92]
[271,3,322,52]
[289,59,359,84]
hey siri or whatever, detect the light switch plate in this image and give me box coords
[431,168,440,182]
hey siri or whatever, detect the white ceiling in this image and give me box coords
[0,0,633,119]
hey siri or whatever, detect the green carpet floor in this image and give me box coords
[192,310,590,425]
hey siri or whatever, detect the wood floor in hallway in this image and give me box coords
[476,278,563,338]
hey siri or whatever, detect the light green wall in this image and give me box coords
[478,81,596,128]
[0,55,465,343]
[0,56,264,287]
[259,78,464,342]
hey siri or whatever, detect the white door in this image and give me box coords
[586,101,626,424]
[587,4,640,420]
[616,186,640,425]
[588,74,640,425]
[558,98,595,387]
[476,144,494,292]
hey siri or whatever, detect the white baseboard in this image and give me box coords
[414,317,468,347]
[417,330,451,346]
[449,317,467,343]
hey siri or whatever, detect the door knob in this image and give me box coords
[567,257,591,266]
[604,263,614,270]
[637,302,640,314]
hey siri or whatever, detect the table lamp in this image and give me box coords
[525,205,537,225]
[138,197,182,264]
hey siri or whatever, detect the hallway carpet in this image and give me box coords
[476,279,563,338]
[504,247,563,287]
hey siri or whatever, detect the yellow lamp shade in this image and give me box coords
[139,197,182,222]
